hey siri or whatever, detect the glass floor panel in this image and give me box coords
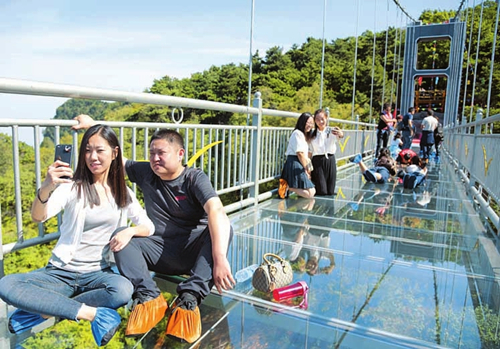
[16,159,500,348]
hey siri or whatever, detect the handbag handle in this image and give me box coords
[263,253,285,265]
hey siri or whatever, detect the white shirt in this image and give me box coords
[421,116,438,131]
[285,129,309,156]
[44,183,154,267]
[309,129,338,157]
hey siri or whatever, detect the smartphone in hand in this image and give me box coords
[54,144,73,179]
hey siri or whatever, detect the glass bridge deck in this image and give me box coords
[18,159,500,348]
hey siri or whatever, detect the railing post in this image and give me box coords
[468,107,484,192]
[249,92,262,205]
[0,200,9,349]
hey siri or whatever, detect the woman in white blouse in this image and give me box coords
[0,125,154,347]
[309,109,344,196]
[279,112,316,199]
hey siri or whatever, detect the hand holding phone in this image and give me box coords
[54,144,73,180]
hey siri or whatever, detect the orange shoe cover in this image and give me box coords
[165,306,201,343]
[125,294,168,336]
[278,179,288,199]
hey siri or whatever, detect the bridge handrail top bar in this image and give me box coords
[0,77,259,115]
[0,77,374,127]
[447,112,500,129]
[0,118,260,130]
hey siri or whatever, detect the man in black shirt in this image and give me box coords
[401,107,415,149]
[376,103,396,157]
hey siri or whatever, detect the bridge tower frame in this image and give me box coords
[400,19,466,126]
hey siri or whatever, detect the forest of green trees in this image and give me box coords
[1,3,500,347]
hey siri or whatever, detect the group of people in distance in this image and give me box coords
[0,115,235,346]
[279,103,442,198]
[279,109,345,199]
[351,102,443,190]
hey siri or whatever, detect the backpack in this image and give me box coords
[434,123,443,142]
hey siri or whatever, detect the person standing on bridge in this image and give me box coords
[375,103,396,158]
[420,109,439,161]
[278,112,316,199]
[0,125,155,347]
[401,107,415,149]
[73,115,235,344]
[309,109,344,196]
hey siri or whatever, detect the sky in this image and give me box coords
[0,0,461,143]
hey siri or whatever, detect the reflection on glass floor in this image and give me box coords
[140,159,498,348]
[18,159,500,348]
[222,159,498,348]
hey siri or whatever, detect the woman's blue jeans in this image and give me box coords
[0,264,133,321]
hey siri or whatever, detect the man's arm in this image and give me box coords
[73,114,129,164]
[380,113,393,125]
[72,114,96,130]
[204,197,235,294]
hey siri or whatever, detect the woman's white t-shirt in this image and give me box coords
[285,129,309,156]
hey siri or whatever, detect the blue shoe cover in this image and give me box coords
[349,203,359,211]
[91,308,121,347]
[350,154,362,164]
[8,309,45,334]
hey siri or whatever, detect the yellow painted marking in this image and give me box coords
[339,136,350,153]
[187,141,223,167]
[336,187,346,199]
[482,145,493,176]
[364,136,370,148]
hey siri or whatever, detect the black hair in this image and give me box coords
[294,112,314,142]
[312,109,328,139]
[378,147,391,159]
[73,124,131,208]
[150,129,184,149]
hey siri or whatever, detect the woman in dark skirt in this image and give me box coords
[309,109,344,196]
[279,112,316,199]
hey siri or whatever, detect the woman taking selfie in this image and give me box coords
[0,124,154,347]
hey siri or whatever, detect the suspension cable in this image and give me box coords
[319,0,327,109]
[395,14,404,116]
[462,0,475,123]
[390,10,400,115]
[369,0,377,123]
[351,0,360,121]
[469,1,486,125]
[381,0,390,107]
[391,0,417,22]
[454,0,467,20]
[485,1,500,119]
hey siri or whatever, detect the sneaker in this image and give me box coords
[349,153,362,164]
[396,169,405,178]
[435,156,440,164]
[91,307,121,347]
[278,179,288,199]
[166,292,202,344]
[8,309,45,334]
[125,293,168,336]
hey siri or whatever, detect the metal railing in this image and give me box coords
[447,111,500,237]
[0,78,376,271]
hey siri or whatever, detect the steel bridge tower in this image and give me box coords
[400,18,466,126]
